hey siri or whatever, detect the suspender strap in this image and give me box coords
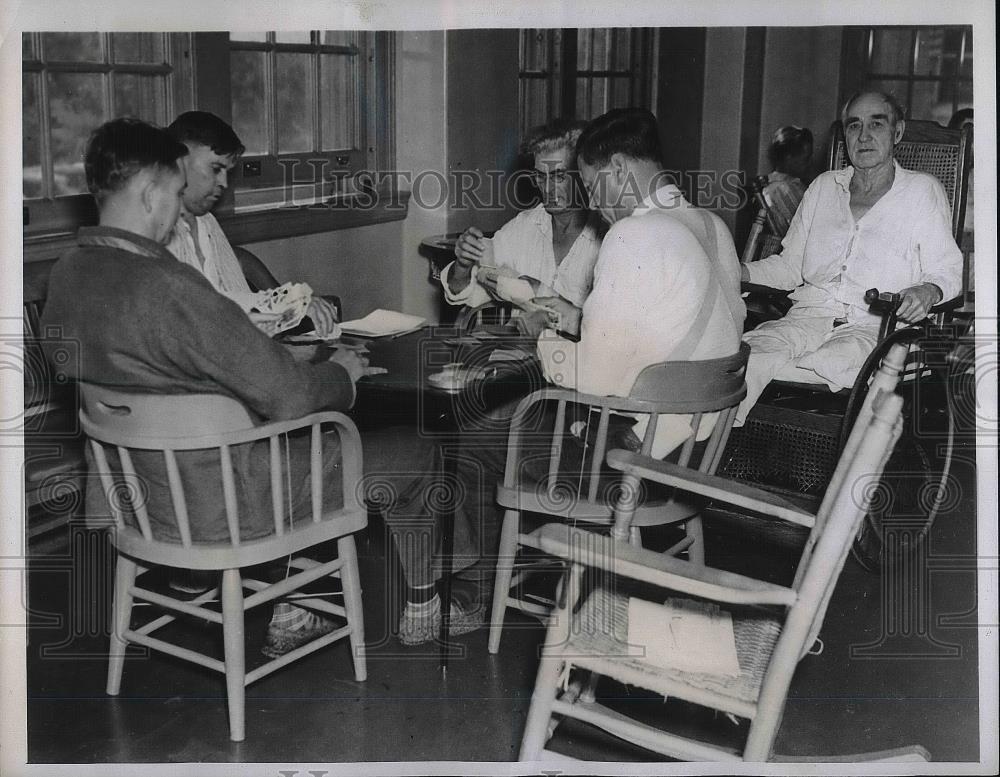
[667,211,724,361]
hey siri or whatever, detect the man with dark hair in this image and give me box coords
[41,117,368,658]
[537,107,744,455]
[165,111,339,337]
[736,90,962,423]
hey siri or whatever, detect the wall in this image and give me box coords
[699,28,747,234]
[757,27,843,179]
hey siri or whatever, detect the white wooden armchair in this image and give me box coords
[517,346,926,763]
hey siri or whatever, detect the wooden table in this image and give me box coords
[349,326,543,668]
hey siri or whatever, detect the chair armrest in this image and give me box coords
[930,294,963,315]
[533,524,796,607]
[606,449,815,529]
[741,281,793,298]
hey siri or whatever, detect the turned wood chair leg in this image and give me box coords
[488,509,520,654]
[220,568,246,743]
[106,554,138,696]
[338,536,367,682]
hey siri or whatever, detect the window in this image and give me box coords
[228,31,375,207]
[518,28,656,137]
[22,32,194,207]
[844,26,973,123]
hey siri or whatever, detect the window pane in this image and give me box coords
[576,77,607,119]
[230,50,268,155]
[960,29,972,78]
[520,29,549,72]
[112,32,165,63]
[23,73,42,199]
[320,30,357,47]
[275,52,312,153]
[520,78,549,136]
[114,73,167,123]
[22,32,36,60]
[613,28,632,71]
[577,29,592,70]
[910,81,947,121]
[591,29,610,71]
[230,32,268,42]
[870,28,912,75]
[866,79,909,113]
[320,54,355,150]
[275,31,312,44]
[48,72,105,196]
[42,32,102,62]
[608,76,631,109]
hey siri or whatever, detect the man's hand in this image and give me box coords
[306,297,340,337]
[453,227,493,268]
[534,296,582,337]
[896,283,943,324]
[327,348,386,382]
[514,309,552,339]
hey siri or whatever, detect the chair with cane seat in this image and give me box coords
[80,385,367,742]
[518,345,923,763]
[488,344,749,654]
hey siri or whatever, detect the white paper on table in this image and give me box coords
[339,309,427,337]
[626,596,740,677]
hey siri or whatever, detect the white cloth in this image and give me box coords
[536,185,744,458]
[166,212,258,310]
[441,204,600,308]
[739,161,963,424]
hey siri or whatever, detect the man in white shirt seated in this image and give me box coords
[737,91,963,424]
[164,111,339,336]
[381,108,744,646]
[442,118,602,314]
[536,108,746,456]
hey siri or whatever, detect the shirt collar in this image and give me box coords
[633,183,684,216]
[834,159,904,193]
[77,226,175,262]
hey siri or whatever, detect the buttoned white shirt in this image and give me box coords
[747,161,962,323]
[441,204,601,308]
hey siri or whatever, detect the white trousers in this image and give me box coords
[736,308,880,425]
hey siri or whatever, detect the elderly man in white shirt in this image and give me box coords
[737,91,963,424]
[442,119,601,312]
[164,111,339,337]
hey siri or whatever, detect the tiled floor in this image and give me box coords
[23,433,981,765]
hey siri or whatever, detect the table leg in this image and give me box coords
[438,437,457,671]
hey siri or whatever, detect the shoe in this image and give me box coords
[167,569,216,596]
[397,595,483,646]
[261,611,338,658]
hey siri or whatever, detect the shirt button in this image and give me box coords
[841,265,848,270]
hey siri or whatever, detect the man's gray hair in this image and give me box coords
[841,90,906,125]
[521,118,588,159]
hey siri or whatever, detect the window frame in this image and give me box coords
[227,31,373,207]
[840,25,973,122]
[22,30,400,253]
[517,27,657,137]
[22,32,195,237]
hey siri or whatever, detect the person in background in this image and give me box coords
[442,118,601,316]
[737,91,963,425]
[41,118,369,658]
[165,111,340,337]
[762,125,813,236]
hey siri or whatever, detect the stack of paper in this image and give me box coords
[339,309,427,338]
[626,596,740,677]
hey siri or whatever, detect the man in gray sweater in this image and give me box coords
[42,117,366,657]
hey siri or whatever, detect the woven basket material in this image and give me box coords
[565,586,782,707]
